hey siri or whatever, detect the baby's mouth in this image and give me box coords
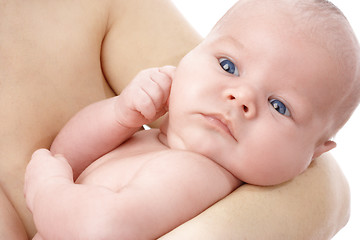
[201,114,237,141]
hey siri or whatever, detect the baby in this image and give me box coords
[24,0,360,239]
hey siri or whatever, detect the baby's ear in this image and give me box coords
[312,140,337,159]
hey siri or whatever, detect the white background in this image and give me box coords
[171,0,360,239]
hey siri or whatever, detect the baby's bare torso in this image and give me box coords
[76,130,170,189]
[40,129,237,238]
[75,129,237,196]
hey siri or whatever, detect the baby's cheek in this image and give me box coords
[239,144,309,186]
[265,149,312,185]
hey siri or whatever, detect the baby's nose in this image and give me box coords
[225,87,257,119]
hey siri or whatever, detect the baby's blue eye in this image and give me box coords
[219,58,239,76]
[269,99,291,116]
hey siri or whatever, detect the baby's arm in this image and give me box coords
[25,149,240,239]
[51,67,174,178]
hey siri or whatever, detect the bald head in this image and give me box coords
[211,0,360,137]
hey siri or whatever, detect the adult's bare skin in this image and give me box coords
[0,0,349,238]
[160,153,350,240]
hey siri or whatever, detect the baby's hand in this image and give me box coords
[24,149,73,212]
[116,66,175,128]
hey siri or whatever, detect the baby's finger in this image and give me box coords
[25,149,52,179]
[134,88,157,120]
[24,149,51,210]
[143,73,166,110]
[33,233,44,240]
[31,148,52,161]
[158,65,176,79]
[151,68,173,105]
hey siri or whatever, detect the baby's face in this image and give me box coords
[166,4,340,185]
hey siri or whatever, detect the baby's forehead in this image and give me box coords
[217,0,359,85]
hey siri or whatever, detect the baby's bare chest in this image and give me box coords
[75,131,192,191]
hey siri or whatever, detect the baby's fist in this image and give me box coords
[116,66,175,127]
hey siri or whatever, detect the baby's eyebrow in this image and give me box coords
[224,36,245,50]
[213,35,245,54]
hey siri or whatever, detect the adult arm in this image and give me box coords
[160,153,350,240]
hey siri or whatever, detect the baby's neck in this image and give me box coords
[157,130,169,147]
[158,117,187,150]
[158,116,170,147]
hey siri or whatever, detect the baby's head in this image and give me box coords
[165,0,360,185]
[214,0,360,137]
